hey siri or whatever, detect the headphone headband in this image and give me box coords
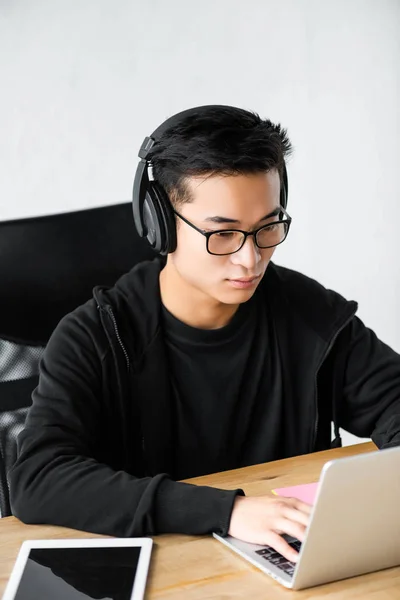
[139,105,236,160]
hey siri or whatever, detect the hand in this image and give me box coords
[228,495,312,562]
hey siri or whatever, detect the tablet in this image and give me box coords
[2,537,153,600]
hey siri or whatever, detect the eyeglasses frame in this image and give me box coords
[172,206,292,256]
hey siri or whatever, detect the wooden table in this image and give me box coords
[1,441,399,599]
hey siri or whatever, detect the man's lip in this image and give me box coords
[228,275,261,283]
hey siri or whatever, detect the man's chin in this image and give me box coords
[215,283,260,305]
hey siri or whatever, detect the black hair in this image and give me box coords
[148,105,293,206]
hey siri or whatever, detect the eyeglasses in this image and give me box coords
[173,207,292,256]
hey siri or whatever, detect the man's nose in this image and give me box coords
[231,234,261,269]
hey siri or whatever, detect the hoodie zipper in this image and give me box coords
[106,306,130,371]
[312,309,357,451]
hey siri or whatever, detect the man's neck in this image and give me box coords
[159,261,239,330]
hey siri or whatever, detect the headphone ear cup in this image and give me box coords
[141,188,165,253]
[151,182,177,254]
[280,188,286,209]
[280,162,288,209]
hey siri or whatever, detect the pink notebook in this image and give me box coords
[272,482,318,505]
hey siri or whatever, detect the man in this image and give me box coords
[9,105,400,563]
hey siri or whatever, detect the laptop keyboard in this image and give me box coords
[254,538,301,578]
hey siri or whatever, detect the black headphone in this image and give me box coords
[132,105,288,255]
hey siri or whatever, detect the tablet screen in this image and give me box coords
[12,546,142,600]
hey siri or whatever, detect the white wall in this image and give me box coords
[1,0,399,445]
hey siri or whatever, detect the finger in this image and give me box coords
[273,517,307,542]
[263,531,300,563]
[282,506,310,528]
[284,497,313,515]
[271,498,310,521]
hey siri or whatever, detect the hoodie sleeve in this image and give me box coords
[8,306,243,537]
[340,316,400,448]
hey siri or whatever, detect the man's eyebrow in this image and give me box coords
[203,206,281,224]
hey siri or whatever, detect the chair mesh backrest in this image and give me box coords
[0,336,45,517]
[0,338,44,382]
[0,407,30,517]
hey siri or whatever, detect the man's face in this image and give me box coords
[169,170,282,306]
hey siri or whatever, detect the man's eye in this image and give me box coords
[215,231,236,238]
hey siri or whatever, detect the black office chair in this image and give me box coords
[0,203,155,517]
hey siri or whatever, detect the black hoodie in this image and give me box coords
[9,259,400,537]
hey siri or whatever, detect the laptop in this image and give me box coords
[214,446,400,590]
